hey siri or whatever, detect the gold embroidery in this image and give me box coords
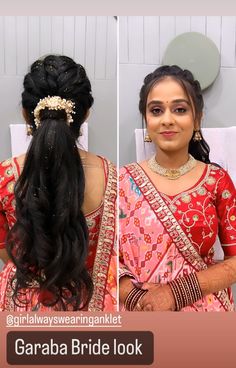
[222,190,231,199]
[206,176,216,185]
[5,167,13,177]
[88,159,117,311]
[1,159,12,167]
[226,198,236,231]
[211,165,220,171]
[181,194,191,203]
[7,182,14,194]
[197,187,206,195]
[169,204,177,213]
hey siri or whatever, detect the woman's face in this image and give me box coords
[145,77,197,154]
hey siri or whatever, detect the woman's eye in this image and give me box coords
[151,107,162,115]
[175,107,187,113]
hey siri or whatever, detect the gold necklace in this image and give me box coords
[147,154,197,180]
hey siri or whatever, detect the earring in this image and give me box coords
[193,130,202,142]
[26,124,33,136]
[144,133,152,142]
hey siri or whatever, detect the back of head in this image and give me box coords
[22,55,93,138]
[139,65,210,163]
[7,55,94,310]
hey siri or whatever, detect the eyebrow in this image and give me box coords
[147,99,190,107]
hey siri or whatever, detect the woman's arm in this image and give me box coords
[197,256,236,296]
[137,257,236,311]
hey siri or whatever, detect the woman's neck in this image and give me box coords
[155,149,189,169]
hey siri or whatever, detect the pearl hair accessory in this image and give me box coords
[33,96,75,128]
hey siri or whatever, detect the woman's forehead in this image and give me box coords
[147,77,189,102]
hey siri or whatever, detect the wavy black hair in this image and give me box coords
[139,65,210,163]
[7,55,94,310]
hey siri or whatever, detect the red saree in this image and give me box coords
[0,156,117,311]
[119,163,236,311]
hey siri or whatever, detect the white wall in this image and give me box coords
[0,16,117,163]
[119,16,236,165]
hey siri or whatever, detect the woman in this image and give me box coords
[0,55,117,311]
[119,65,236,311]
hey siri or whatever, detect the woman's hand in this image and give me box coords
[134,282,175,311]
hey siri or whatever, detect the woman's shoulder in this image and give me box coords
[206,163,235,190]
[80,150,113,167]
[81,151,117,180]
[208,162,231,178]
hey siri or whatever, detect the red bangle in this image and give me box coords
[168,273,202,311]
[124,287,148,311]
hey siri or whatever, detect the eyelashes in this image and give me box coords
[150,107,162,115]
[175,107,187,113]
[149,106,188,116]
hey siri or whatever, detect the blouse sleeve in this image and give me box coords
[216,169,236,256]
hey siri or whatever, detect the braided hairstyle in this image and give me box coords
[139,65,210,163]
[7,55,94,310]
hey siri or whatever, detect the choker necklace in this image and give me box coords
[147,154,197,180]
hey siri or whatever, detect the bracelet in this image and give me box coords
[168,273,202,311]
[124,287,148,311]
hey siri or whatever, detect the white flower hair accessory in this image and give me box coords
[33,96,75,128]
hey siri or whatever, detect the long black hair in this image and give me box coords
[7,55,94,310]
[139,65,210,163]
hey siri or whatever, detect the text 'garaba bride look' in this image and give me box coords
[119,65,236,312]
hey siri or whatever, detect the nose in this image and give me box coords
[161,109,175,126]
